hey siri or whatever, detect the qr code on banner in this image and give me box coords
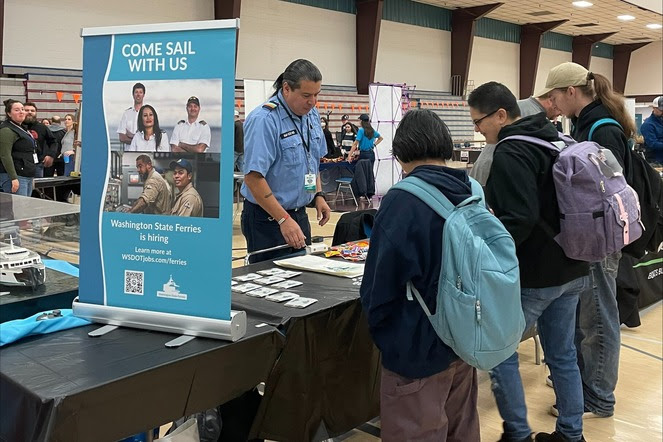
[124,270,144,295]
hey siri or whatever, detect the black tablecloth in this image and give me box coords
[0,318,283,442]
[234,261,380,442]
[319,162,355,194]
[33,177,81,188]
[0,259,381,442]
[452,148,482,164]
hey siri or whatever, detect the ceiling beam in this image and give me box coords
[626,94,658,103]
[451,3,503,96]
[572,32,617,69]
[612,43,650,94]
[355,0,384,95]
[519,20,568,99]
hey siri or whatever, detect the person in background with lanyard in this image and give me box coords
[23,102,56,178]
[0,100,37,196]
[240,59,331,263]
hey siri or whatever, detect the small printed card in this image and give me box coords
[234,273,263,282]
[232,283,262,293]
[284,297,318,308]
[279,270,302,279]
[265,292,299,302]
[254,276,286,285]
[257,268,288,276]
[246,287,279,298]
[272,280,303,289]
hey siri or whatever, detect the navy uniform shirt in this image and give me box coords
[240,90,325,210]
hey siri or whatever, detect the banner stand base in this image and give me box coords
[72,297,247,343]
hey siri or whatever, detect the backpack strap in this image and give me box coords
[405,281,433,315]
[392,176,481,221]
[588,118,622,142]
[497,135,563,153]
[469,177,486,208]
[393,176,480,308]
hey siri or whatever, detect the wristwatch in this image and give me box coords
[308,191,326,208]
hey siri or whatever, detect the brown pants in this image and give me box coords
[380,359,480,442]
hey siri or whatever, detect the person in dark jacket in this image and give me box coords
[0,99,37,196]
[360,109,480,442]
[470,82,590,442]
[233,109,244,171]
[641,96,663,165]
[545,62,636,421]
[45,115,67,178]
[23,102,57,178]
[320,116,339,158]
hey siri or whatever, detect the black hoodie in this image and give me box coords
[360,165,472,378]
[25,120,57,162]
[486,113,589,289]
[572,100,631,181]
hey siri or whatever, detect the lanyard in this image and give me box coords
[9,121,36,150]
[276,96,311,154]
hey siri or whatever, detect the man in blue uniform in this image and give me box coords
[240,59,331,262]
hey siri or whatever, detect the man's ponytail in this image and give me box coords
[271,73,285,97]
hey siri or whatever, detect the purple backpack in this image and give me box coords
[498,134,643,262]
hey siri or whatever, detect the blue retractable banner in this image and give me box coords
[79,20,237,320]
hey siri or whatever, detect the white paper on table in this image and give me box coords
[274,255,364,279]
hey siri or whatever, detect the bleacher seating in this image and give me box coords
[25,73,82,117]
[412,90,475,142]
[2,66,82,119]
[0,77,25,102]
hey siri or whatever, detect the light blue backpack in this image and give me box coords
[392,176,525,371]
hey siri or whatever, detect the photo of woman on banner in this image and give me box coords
[126,104,170,152]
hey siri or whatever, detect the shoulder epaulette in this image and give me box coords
[126,107,133,111]
[177,120,186,124]
[199,120,207,126]
[262,102,278,111]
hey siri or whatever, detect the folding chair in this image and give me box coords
[334,177,357,207]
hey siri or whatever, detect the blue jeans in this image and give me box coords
[64,156,75,177]
[234,152,244,172]
[0,173,33,196]
[575,253,620,416]
[490,275,590,442]
[358,149,375,169]
[35,163,44,178]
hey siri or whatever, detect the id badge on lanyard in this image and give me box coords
[304,173,316,193]
[33,153,39,164]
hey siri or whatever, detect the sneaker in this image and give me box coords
[498,434,534,442]
[546,375,554,388]
[550,404,610,419]
[535,431,585,442]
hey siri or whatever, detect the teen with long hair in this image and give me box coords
[543,62,637,421]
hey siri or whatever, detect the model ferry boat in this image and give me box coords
[0,238,46,288]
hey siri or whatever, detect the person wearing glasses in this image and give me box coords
[470,91,561,187]
[468,81,590,442]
